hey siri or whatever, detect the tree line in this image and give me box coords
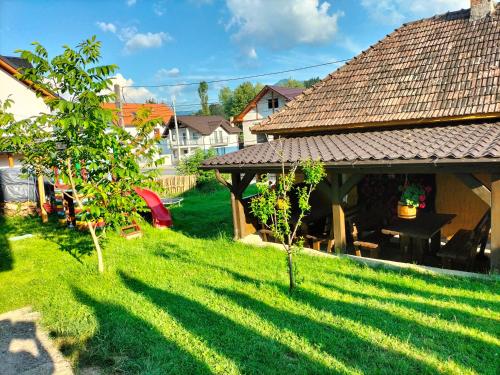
[196,77,321,118]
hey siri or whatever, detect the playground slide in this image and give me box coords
[134,187,173,228]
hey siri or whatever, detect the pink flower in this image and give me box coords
[419,194,426,202]
[419,202,426,209]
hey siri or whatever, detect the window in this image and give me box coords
[267,98,279,109]
[256,133,267,143]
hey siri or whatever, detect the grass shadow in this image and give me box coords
[72,287,212,374]
[0,216,13,272]
[120,271,333,374]
[317,280,500,338]
[0,216,94,263]
[207,286,444,374]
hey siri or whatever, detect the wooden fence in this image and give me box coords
[155,175,197,196]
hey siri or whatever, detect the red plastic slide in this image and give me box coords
[134,187,173,228]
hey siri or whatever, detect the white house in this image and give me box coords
[165,115,241,163]
[234,85,303,147]
[0,55,53,168]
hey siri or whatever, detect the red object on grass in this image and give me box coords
[134,187,173,228]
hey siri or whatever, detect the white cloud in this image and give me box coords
[361,0,469,25]
[155,67,181,80]
[153,1,167,16]
[225,0,342,56]
[124,31,172,53]
[126,0,137,6]
[96,21,117,33]
[109,74,156,103]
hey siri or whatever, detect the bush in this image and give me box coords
[176,149,218,190]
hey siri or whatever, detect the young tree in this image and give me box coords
[1,37,162,273]
[197,81,210,115]
[250,149,325,291]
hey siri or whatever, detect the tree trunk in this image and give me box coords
[66,158,104,273]
[286,248,295,291]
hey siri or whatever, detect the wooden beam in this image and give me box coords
[329,172,346,253]
[455,173,491,207]
[339,173,364,199]
[37,174,48,223]
[235,173,255,196]
[491,174,500,272]
[7,154,14,168]
[215,169,233,192]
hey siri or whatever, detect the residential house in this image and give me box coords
[102,102,174,165]
[203,0,500,272]
[165,115,241,162]
[0,55,53,168]
[234,85,303,147]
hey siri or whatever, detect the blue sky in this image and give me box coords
[0,0,469,110]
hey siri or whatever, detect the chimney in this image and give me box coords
[470,0,496,20]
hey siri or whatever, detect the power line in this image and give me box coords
[122,58,351,89]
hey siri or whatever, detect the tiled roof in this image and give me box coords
[254,6,500,134]
[102,103,173,127]
[0,56,31,70]
[168,115,241,135]
[268,86,304,100]
[203,122,500,168]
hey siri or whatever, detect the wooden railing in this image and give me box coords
[155,175,197,195]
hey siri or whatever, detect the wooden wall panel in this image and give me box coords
[436,174,490,238]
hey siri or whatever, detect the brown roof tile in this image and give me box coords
[204,122,500,168]
[168,115,241,136]
[253,6,500,134]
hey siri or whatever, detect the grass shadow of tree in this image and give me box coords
[71,287,212,374]
[119,271,334,374]
[154,252,498,374]
[0,216,94,263]
[0,216,13,272]
[317,280,500,339]
[207,286,445,374]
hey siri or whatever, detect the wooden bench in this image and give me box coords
[348,210,390,259]
[437,211,490,270]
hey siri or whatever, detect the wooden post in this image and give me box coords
[330,172,346,253]
[37,174,48,223]
[114,84,125,128]
[7,153,14,168]
[231,173,244,240]
[491,174,500,272]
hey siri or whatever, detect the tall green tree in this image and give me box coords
[304,77,321,88]
[276,78,305,88]
[0,37,161,273]
[218,82,263,118]
[197,81,209,115]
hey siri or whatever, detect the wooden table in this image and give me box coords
[382,213,456,263]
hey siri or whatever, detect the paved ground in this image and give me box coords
[0,307,73,375]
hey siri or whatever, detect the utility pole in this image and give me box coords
[172,96,182,164]
[114,84,125,128]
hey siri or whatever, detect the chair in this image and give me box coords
[437,210,490,271]
[347,209,390,259]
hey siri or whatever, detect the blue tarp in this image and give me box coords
[0,168,37,202]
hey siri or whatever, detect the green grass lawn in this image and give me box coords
[0,186,499,374]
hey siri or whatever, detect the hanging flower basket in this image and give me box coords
[398,182,431,220]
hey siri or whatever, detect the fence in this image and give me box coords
[155,175,197,196]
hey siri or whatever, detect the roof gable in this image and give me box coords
[235,85,304,122]
[254,6,500,134]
